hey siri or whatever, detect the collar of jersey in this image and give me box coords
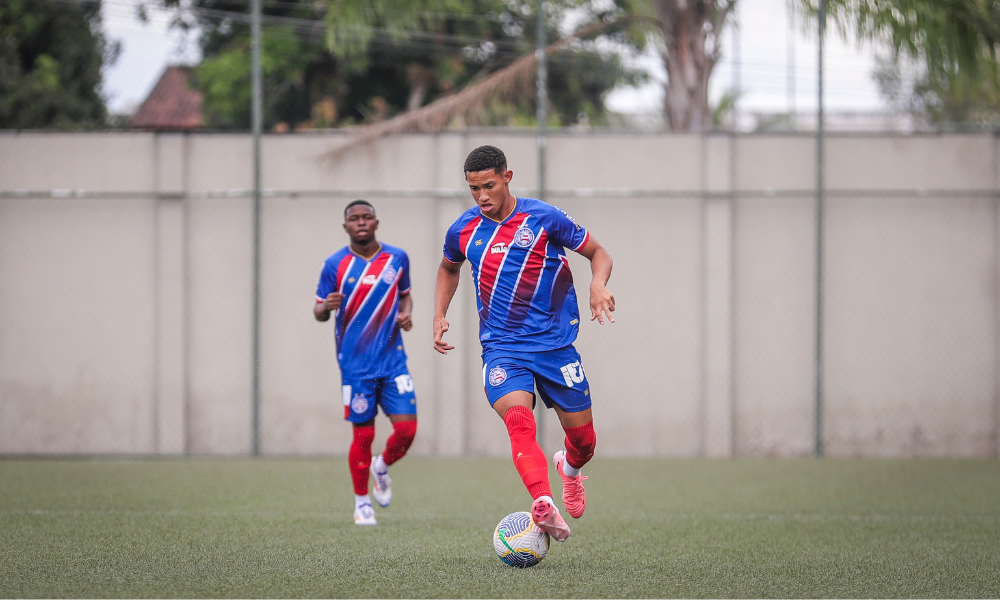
[480,196,519,224]
[349,242,382,261]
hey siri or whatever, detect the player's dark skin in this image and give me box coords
[433,167,615,429]
[314,203,415,426]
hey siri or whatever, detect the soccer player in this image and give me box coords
[315,200,418,526]
[433,145,615,542]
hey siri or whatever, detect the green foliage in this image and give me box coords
[156,0,644,129]
[875,56,1000,125]
[0,0,116,129]
[810,0,1000,76]
[193,27,312,129]
[803,0,1000,114]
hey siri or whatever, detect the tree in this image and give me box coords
[153,0,641,129]
[817,0,1000,127]
[0,0,118,129]
[874,56,1000,126]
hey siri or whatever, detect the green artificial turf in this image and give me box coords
[1,457,998,598]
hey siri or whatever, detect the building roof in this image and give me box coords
[131,66,203,131]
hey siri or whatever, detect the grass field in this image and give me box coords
[1,457,998,598]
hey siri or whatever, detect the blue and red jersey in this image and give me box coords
[443,197,590,352]
[316,243,411,379]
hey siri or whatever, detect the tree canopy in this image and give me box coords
[0,0,117,129]
[154,0,644,130]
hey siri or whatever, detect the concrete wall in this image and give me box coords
[1,131,997,457]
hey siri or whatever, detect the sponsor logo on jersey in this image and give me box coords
[350,393,369,413]
[488,367,507,386]
[556,207,582,231]
[491,242,508,255]
[361,274,379,285]
[381,265,398,284]
[560,361,585,387]
[513,226,535,248]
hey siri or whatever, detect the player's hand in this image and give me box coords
[589,282,616,324]
[433,316,455,354]
[324,292,344,312]
[397,312,412,331]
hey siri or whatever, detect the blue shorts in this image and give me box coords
[342,370,417,423]
[482,345,591,413]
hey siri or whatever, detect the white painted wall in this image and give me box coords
[1,131,997,457]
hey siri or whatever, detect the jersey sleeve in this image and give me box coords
[442,220,466,264]
[315,259,337,301]
[548,206,590,252]
[398,251,411,294]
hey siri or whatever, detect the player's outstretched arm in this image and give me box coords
[575,236,615,324]
[314,292,344,322]
[433,257,462,354]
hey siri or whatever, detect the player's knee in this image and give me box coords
[352,424,375,449]
[502,405,536,439]
[392,420,418,448]
[565,422,596,458]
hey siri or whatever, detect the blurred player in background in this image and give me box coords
[315,200,418,526]
[433,145,615,542]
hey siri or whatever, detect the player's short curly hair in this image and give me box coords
[344,199,375,218]
[464,145,507,175]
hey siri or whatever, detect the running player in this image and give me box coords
[433,145,615,542]
[315,200,418,526]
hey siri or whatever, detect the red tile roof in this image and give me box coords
[132,66,203,130]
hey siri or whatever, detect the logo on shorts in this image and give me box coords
[560,361,585,387]
[350,393,369,413]
[488,367,507,386]
[381,265,398,284]
[513,226,535,248]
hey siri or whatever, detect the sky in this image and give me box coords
[101,0,889,118]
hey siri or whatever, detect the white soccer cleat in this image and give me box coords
[370,462,392,507]
[531,497,571,542]
[354,502,377,526]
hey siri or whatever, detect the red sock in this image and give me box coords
[563,421,596,470]
[382,420,417,466]
[503,406,551,500]
[348,424,375,495]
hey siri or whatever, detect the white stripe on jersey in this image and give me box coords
[463,220,484,260]
[498,217,538,316]
[360,266,400,335]
[344,258,384,330]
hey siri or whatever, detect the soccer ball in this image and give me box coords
[492,511,549,567]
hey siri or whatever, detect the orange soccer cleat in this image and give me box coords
[553,450,588,519]
[530,496,571,542]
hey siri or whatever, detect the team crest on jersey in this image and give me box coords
[488,367,507,386]
[513,226,535,248]
[381,265,398,284]
[351,393,369,413]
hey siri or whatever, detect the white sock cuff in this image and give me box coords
[537,494,555,505]
[562,461,582,477]
[373,455,388,474]
[355,494,371,508]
